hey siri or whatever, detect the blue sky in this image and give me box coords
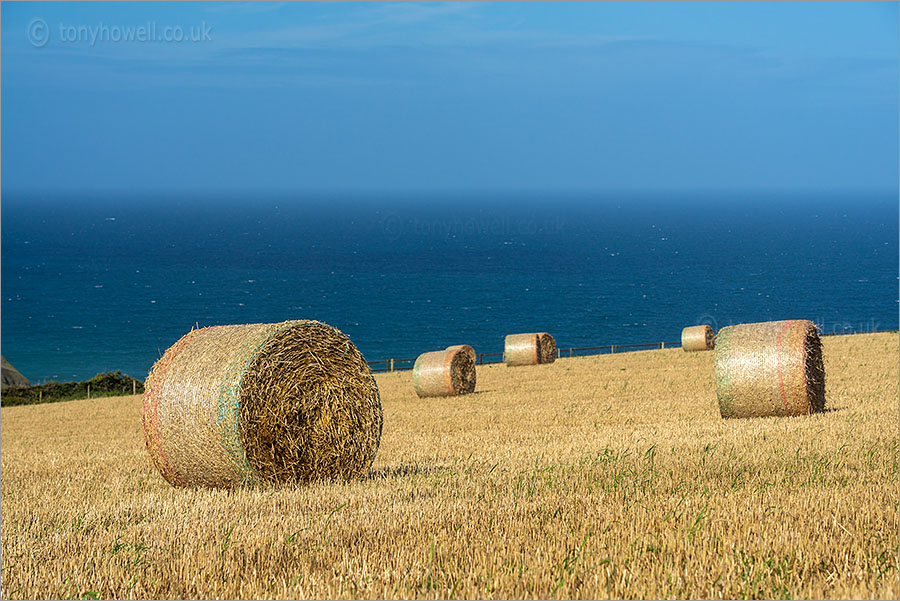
[2,1,897,195]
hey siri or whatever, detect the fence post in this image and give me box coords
[611,345,616,354]
[39,390,42,403]
[660,341,664,349]
[87,384,91,399]
[133,380,136,395]
[390,358,394,372]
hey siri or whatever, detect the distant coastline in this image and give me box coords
[1,356,30,388]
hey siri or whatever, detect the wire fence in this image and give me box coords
[365,328,895,373]
[367,340,682,373]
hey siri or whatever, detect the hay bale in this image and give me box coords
[142,320,382,488]
[445,344,476,364]
[714,319,826,419]
[538,332,557,364]
[412,346,476,398]
[681,325,715,352]
[504,332,557,366]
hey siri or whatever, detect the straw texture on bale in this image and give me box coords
[681,325,715,352]
[445,344,476,364]
[714,319,826,419]
[505,332,556,366]
[412,346,476,398]
[537,332,557,364]
[142,320,382,488]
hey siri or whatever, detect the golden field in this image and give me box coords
[1,332,897,599]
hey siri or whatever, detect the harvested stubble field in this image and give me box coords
[1,332,897,600]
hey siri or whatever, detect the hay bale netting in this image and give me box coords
[681,324,715,352]
[504,332,557,366]
[412,346,476,398]
[714,319,826,419]
[142,320,383,488]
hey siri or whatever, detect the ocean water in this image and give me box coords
[1,192,897,383]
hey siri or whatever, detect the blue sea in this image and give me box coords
[1,192,897,383]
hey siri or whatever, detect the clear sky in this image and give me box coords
[2,1,897,195]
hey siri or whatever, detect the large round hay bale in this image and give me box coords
[714,319,825,419]
[142,320,382,488]
[412,346,476,398]
[681,324,715,352]
[504,332,556,366]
